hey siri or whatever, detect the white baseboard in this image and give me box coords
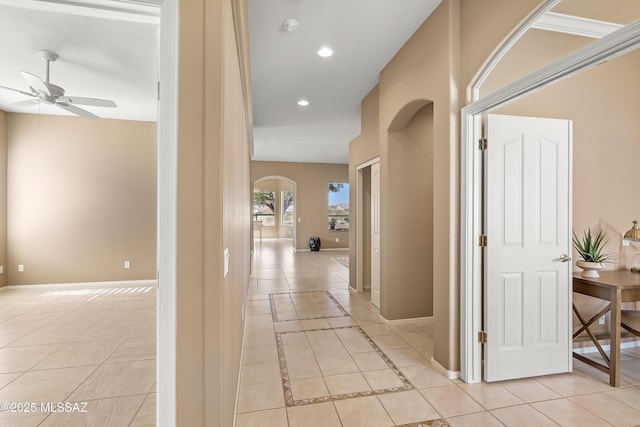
[233,300,249,426]
[296,248,350,252]
[6,279,157,290]
[573,340,639,355]
[378,314,433,325]
[431,357,460,380]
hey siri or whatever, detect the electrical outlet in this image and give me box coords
[298,218,301,222]
[336,237,339,242]
[124,261,131,269]
[18,264,24,272]
[0,266,3,274]
[599,316,606,325]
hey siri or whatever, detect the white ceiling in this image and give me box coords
[0,0,159,122]
[249,0,442,164]
[3,1,620,165]
[0,0,441,164]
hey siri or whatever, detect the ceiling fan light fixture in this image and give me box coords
[318,47,333,57]
[297,99,309,107]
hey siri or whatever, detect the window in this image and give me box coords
[253,190,276,226]
[328,182,349,231]
[281,190,294,227]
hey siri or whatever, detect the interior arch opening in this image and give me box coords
[381,101,434,320]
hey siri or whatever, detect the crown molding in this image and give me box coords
[532,12,623,39]
[0,0,160,24]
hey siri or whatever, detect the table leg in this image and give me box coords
[610,287,622,387]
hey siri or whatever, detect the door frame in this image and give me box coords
[355,157,380,293]
[157,0,178,423]
[252,175,298,247]
[460,20,640,383]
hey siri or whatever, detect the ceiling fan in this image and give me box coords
[0,50,116,120]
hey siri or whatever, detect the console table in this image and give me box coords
[572,271,640,386]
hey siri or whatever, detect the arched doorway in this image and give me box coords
[252,176,297,249]
[377,100,435,320]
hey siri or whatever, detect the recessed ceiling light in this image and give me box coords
[318,47,333,57]
[297,99,309,106]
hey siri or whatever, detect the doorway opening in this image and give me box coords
[252,176,297,250]
[460,17,640,383]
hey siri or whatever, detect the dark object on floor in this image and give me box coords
[309,237,321,251]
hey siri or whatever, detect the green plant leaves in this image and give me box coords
[572,228,611,263]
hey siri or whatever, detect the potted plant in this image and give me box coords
[572,228,611,278]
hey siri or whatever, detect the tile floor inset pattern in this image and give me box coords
[276,324,414,406]
[269,291,350,322]
[239,239,640,427]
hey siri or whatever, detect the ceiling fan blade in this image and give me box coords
[20,71,50,95]
[56,102,99,120]
[0,84,34,97]
[10,99,39,108]
[58,96,117,108]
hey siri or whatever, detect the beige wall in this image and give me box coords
[385,103,434,319]
[348,0,459,367]
[377,0,459,368]
[460,0,542,102]
[0,110,6,287]
[251,161,349,250]
[349,86,380,289]
[175,0,251,425]
[5,113,156,285]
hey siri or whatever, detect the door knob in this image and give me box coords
[559,254,571,262]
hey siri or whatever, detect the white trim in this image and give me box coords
[0,0,161,24]
[467,0,560,102]
[356,156,381,171]
[355,157,380,294]
[460,20,640,384]
[532,12,623,39]
[232,303,249,427]
[157,0,178,425]
[378,314,433,325]
[573,340,639,355]
[6,279,156,289]
[431,357,460,380]
[355,167,364,293]
[296,248,350,252]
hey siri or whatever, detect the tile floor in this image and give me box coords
[237,239,640,427]
[1,239,640,426]
[0,284,156,426]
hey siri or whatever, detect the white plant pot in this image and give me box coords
[576,260,605,278]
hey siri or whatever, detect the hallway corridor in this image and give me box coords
[236,239,640,427]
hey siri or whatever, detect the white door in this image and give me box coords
[371,162,381,308]
[485,114,572,382]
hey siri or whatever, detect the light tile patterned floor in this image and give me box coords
[2,239,640,426]
[0,285,156,426]
[238,239,640,427]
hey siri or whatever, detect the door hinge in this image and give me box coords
[478,330,487,344]
[478,234,487,247]
[478,138,487,150]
